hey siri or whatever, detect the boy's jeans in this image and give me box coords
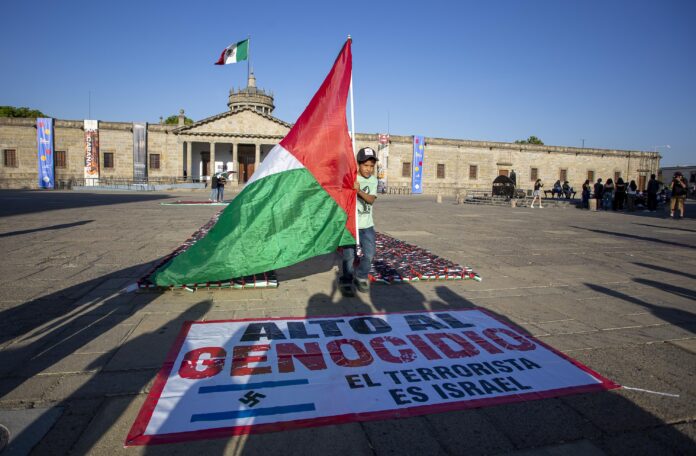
[210,187,218,201]
[218,187,224,202]
[341,226,376,282]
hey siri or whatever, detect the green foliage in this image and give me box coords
[163,114,194,125]
[514,135,544,145]
[0,106,47,118]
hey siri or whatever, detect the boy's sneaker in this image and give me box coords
[354,278,369,293]
[338,278,355,297]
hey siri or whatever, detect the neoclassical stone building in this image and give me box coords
[1,73,660,192]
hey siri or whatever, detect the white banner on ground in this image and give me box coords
[126,309,618,446]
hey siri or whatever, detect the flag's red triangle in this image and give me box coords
[280,39,357,241]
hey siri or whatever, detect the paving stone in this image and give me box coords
[0,406,63,456]
[481,398,601,449]
[424,409,515,455]
[361,416,449,456]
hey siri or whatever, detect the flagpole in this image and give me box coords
[348,36,359,248]
[247,35,251,83]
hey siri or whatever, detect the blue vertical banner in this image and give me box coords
[411,135,424,194]
[37,118,55,189]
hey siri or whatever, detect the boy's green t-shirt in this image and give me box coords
[357,174,377,229]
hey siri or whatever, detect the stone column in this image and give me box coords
[185,141,192,180]
[254,143,261,169]
[209,141,216,176]
[231,142,239,185]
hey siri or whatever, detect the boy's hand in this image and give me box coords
[353,181,360,191]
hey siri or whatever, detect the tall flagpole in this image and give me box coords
[348,35,359,247]
[247,35,251,82]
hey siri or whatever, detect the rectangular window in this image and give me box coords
[55,150,66,168]
[437,164,445,179]
[530,167,538,181]
[402,162,411,177]
[149,154,160,170]
[614,171,621,182]
[3,149,17,167]
[587,170,595,182]
[469,165,478,180]
[103,152,114,169]
[559,169,568,182]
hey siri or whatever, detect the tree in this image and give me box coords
[163,114,194,125]
[514,136,544,145]
[0,106,47,118]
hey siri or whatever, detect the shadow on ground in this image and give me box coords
[0,190,171,218]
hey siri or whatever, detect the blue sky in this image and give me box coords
[2,0,694,165]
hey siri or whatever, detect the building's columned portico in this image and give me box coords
[179,135,284,185]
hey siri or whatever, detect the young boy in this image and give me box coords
[339,147,378,296]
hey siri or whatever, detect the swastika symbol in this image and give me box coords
[239,390,266,407]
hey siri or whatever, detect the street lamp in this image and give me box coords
[653,145,670,153]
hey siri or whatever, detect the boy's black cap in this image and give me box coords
[356,147,378,163]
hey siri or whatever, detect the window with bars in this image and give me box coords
[402,162,411,177]
[55,150,66,168]
[149,154,161,170]
[559,169,568,182]
[587,170,595,182]
[469,165,478,180]
[530,167,538,181]
[3,149,17,167]
[437,164,445,179]
[103,152,114,169]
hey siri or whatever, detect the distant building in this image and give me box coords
[660,165,696,186]
[1,73,660,193]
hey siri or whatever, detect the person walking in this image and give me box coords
[614,177,627,211]
[581,179,591,208]
[530,179,544,208]
[647,174,659,212]
[603,178,615,210]
[594,178,604,210]
[216,171,227,202]
[209,173,219,202]
[670,172,688,219]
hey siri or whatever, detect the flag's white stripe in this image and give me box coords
[244,144,305,188]
[225,47,239,64]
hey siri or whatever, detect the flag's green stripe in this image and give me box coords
[236,39,248,62]
[152,168,354,287]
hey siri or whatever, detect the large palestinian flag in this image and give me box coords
[152,40,356,287]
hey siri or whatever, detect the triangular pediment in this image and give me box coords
[175,107,291,138]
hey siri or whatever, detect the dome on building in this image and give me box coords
[227,71,275,116]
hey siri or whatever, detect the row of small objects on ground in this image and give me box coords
[368,233,481,283]
[139,214,480,291]
[137,211,278,291]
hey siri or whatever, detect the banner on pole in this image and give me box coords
[37,118,54,189]
[84,120,99,185]
[377,135,389,193]
[126,309,618,446]
[411,135,424,194]
[133,122,148,182]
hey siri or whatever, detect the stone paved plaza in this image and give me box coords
[0,189,695,455]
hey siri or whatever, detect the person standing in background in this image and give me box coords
[594,178,604,210]
[647,174,659,212]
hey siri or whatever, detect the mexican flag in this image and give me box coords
[215,39,249,65]
[153,39,356,287]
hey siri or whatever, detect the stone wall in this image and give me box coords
[0,118,180,188]
[354,134,660,195]
[1,116,660,192]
